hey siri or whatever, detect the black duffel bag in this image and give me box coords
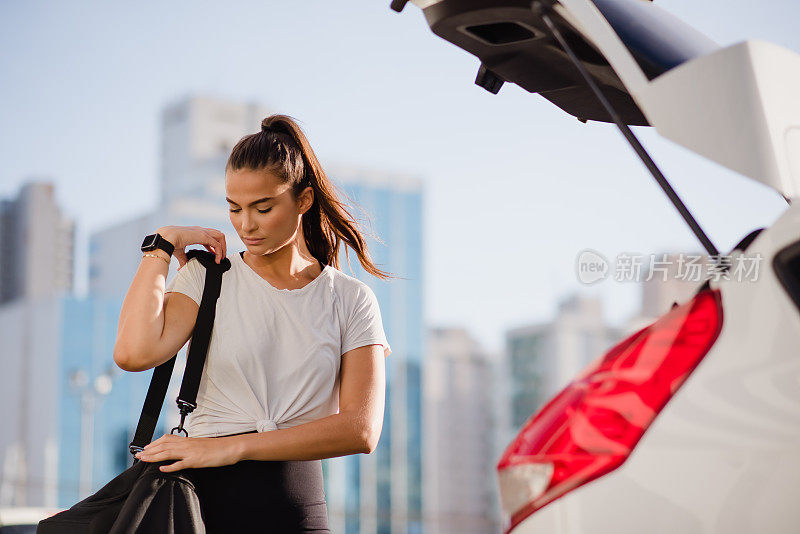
[39,250,230,534]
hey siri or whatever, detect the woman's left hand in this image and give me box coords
[135,434,241,472]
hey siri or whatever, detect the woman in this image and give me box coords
[113,114,393,532]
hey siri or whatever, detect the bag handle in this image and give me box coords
[129,249,231,458]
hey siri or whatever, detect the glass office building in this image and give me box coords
[56,296,179,506]
[322,171,425,534]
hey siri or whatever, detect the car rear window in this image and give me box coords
[773,239,800,314]
[592,0,719,80]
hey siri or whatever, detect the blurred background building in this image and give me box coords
[627,252,709,331]
[0,181,76,507]
[503,294,623,436]
[0,181,152,508]
[323,165,424,534]
[89,96,271,297]
[0,182,75,304]
[0,185,186,509]
[422,327,501,533]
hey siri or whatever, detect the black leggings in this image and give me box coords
[182,430,330,533]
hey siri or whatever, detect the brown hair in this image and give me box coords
[226,114,396,281]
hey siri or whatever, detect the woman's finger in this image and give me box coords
[141,444,158,454]
[205,227,224,239]
[139,449,176,462]
[144,435,182,453]
[207,239,223,262]
[160,460,188,473]
[145,436,165,449]
[210,230,227,258]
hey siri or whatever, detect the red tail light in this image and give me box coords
[497,288,723,532]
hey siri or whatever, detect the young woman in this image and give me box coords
[113,114,393,532]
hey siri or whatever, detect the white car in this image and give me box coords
[0,507,63,534]
[392,0,800,532]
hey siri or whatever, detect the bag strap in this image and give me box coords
[129,249,231,457]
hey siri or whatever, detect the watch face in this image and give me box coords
[141,234,158,249]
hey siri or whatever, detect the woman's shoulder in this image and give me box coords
[326,265,375,294]
[326,266,381,311]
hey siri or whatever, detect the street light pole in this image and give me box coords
[69,367,115,500]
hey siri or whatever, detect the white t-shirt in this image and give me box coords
[164,250,391,438]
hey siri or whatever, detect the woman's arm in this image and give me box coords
[113,226,226,372]
[136,343,387,470]
[113,227,179,371]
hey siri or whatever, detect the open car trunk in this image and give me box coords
[404,0,800,200]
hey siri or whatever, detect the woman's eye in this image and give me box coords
[228,208,271,214]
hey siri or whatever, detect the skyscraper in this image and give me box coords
[423,327,501,533]
[89,95,270,296]
[630,251,708,332]
[160,95,272,206]
[323,164,424,534]
[0,181,91,508]
[0,181,75,304]
[504,294,621,435]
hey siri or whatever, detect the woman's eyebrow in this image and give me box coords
[226,196,274,206]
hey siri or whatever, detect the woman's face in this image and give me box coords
[225,167,313,254]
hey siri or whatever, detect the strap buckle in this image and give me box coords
[170,398,196,437]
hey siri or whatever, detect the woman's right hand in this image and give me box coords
[157,226,227,268]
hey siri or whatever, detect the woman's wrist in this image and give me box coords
[142,249,171,263]
[156,227,178,247]
[142,227,177,263]
[222,434,250,463]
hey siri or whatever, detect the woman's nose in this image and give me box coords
[241,214,258,231]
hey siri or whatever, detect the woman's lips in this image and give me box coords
[244,238,264,244]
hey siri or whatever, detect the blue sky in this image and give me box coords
[1,0,797,353]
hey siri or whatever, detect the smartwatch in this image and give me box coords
[141,233,175,257]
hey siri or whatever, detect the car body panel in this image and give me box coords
[0,507,62,531]
[635,40,800,201]
[559,0,800,199]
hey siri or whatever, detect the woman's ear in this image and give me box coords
[299,186,314,215]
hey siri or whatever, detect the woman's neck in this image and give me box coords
[241,249,322,282]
